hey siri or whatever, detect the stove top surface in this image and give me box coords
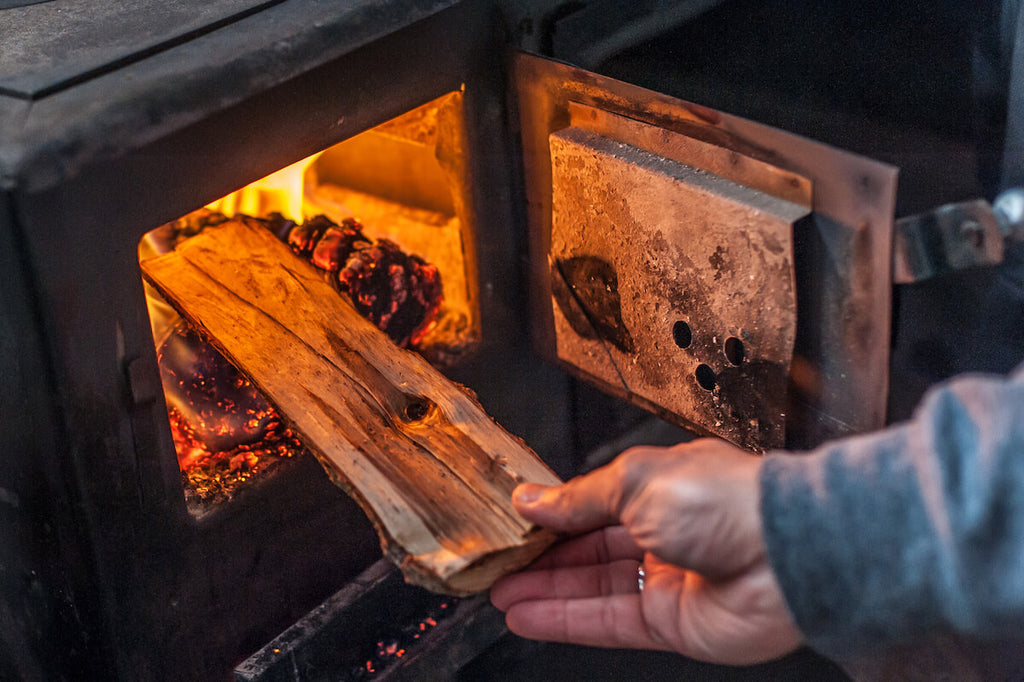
[0,0,282,98]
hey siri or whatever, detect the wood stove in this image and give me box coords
[2,1,909,679]
[1,2,565,678]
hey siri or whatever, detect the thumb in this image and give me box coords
[511,464,626,533]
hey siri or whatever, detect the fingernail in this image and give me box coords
[513,483,547,506]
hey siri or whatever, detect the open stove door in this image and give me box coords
[512,52,898,451]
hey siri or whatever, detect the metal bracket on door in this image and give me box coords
[893,188,1024,284]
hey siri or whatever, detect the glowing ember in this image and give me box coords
[350,597,458,679]
[169,406,300,505]
[157,322,302,504]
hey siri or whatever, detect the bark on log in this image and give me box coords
[141,220,560,595]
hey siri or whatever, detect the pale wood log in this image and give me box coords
[141,220,560,595]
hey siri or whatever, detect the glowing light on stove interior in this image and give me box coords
[205,154,316,223]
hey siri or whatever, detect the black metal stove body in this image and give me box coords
[2,0,980,679]
[0,2,594,678]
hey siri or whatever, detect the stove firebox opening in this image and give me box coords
[136,91,479,512]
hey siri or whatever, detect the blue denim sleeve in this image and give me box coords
[760,364,1024,659]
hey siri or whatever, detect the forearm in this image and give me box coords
[761,364,1024,659]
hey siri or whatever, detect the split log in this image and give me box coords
[141,219,560,595]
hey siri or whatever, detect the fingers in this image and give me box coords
[527,526,642,570]
[495,557,803,665]
[512,457,635,533]
[490,558,642,611]
[503,596,670,651]
[511,444,691,534]
[491,528,642,612]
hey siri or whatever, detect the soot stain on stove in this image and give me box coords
[551,255,635,354]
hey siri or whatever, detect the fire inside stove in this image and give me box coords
[138,92,479,510]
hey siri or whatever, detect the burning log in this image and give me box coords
[141,219,560,595]
[278,213,443,348]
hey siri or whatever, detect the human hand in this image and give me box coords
[490,439,802,665]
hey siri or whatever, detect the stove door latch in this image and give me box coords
[893,188,1024,284]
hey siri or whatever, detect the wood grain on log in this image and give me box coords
[141,220,560,595]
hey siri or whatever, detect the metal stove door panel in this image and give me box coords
[513,52,899,451]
